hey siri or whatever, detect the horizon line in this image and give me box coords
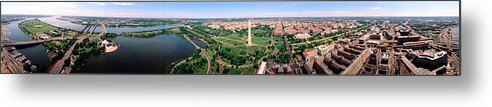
[1,13,460,19]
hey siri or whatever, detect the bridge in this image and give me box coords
[47,20,106,73]
[1,37,71,47]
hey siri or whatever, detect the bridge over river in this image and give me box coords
[47,21,106,73]
[1,37,71,47]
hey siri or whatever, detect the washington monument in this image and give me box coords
[247,19,252,46]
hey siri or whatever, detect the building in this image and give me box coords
[313,59,332,74]
[302,48,318,60]
[39,34,50,39]
[412,51,448,71]
[256,61,267,74]
[316,44,335,56]
[208,24,221,29]
[295,33,311,39]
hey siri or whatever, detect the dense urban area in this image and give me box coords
[1,15,460,75]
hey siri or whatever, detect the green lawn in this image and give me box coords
[213,37,246,46]
[19,19,58,35]
[252,36,270,46]
[222,34,244,40]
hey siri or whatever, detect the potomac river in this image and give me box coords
[6,16,205,73]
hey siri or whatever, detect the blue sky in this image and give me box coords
[1,2,459,18]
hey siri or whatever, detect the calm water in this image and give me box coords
[6,20,52,72]
[74,34,196,73]
[6,17,203,73]
[192,39,207,48]
[39,16,174,34]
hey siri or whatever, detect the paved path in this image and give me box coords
[184,36,212,74]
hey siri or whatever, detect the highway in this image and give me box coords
[48,36,87,73]
[47,21,106,73]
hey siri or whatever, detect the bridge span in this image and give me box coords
[1,37,70,47]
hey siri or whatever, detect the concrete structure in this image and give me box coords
[302,48,317,60]
[313,58,333,74]
[294,33,311,39]
[247,19,252,46]
[316,44,335,56]
[256,61,267,74]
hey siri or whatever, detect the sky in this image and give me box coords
[1,2,459,18]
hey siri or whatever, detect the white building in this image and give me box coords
[208,24,221,29]
[295,33,311,39]
[40,34,50,39]
[256,61,267,74]
[316,44,335,56]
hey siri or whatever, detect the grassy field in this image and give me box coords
[252,36,270,46]
[213,37,246,46]
[222,34,244,40]
[19,19,58,35]
[213,33,269,65]
[274,37,287,53]
[186,25,274,73]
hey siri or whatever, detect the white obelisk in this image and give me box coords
[248,19,252,46]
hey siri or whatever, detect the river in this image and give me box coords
[38,16,175,34]
[6,20,52,72]
[6,16,205,73]
[74,34,197,73]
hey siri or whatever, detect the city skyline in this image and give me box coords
[1,2,459,18]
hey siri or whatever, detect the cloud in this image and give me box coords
[370,7,384,11]
[112,2,137,6]
[87,2,107,6]
[35,2,80,9]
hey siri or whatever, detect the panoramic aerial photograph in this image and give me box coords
[0,1,460,75]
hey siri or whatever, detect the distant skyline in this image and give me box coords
[1,2,459,18]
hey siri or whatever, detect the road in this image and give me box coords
[48,36,88,73]
[48,21,106,73]
[290,23,373,46]
[184,35,211,74]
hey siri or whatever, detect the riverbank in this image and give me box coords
[19,19,58,35]
[120,27,179,38]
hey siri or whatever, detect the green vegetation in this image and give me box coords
[169,25,273,74]
[289,22,373,52]
[76,18,179,27]
[195,26,273,66]
[236,25,273,37]
[222,67,255,74]
[213,37,246,46]
[217,46,266,65]
[274,37,287,53]
[71,38,105,69]
[271,54,290,64]
[44,38,76,61]
[173,50,209,74]
[120,28,177,38]
[252,36,270,46]
[19,19,58,35]
[192,25,235,36]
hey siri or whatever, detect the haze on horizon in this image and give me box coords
[1,2,459,18]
